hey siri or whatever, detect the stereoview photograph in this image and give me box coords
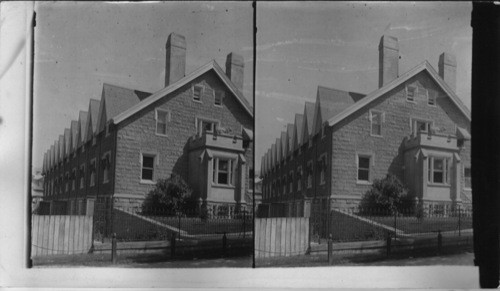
[31,1,254,267]
[255,2,472,267]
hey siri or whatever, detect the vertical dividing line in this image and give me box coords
[27,8,36,268]
[252,0,257,269]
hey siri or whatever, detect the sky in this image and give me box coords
[32,1,253,171]
[255,2,472,174]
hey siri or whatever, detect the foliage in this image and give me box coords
[359,174,414,215]
[142,174,194,213]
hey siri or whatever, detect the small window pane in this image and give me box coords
[407,86,416,101]
[215,91,223,105]
[157,111,168,135]
[219,160,228,171]
[142,169,153,180]
[193,86,202,101]
[464,167,471,188]
[433,172,444,183]
[358,169,369,181]
[143,156,154,168]
[359,157,370,169]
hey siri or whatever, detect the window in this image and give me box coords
[428,90,436,106]
[214,90,224,106]
[297,166,302,191]
[406,85,417,102]
[156,109,170,135]
[197,118,218,136]
[321,125,326,139]
[193,85,203,101]
[318,154,327,185]
[90,159,96,187]
[357,156,371,182]
[71,169,76,191]
[307,160,313,189]
[141,155,155,181]
[65,172,69,192]
[464,166,471,189]
[428,157,451,184]
[283,175,286,194]
[370,110,383,136]
[213,158,234,186]
[79,164,85,189]
[412,119,432,135]
[101,153,111,183]
[289,171,293,193]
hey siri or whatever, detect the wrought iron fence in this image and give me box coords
[310,204,473,244]
[93,201,253,242]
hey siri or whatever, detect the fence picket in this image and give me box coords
[270,218,276,258]
[275,217,282,257]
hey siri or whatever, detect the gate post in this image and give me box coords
[111,233,117,264]
[327,233,333,264]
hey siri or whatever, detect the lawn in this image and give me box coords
[151,216,253,235]
[368,215,472,234]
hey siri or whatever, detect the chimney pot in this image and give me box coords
[438,52,457,92]
[378,35,399,88]
[165,33,186,87]
[225,52,244,93]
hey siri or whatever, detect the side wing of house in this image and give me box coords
[329,69,471,210]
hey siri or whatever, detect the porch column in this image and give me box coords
[421,155,428,200]
[238,158,246,205]
[454,155,462,203]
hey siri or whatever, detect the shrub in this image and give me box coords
[359,174,414,215]
[142,174,194,214]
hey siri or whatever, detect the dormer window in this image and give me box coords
[214,90,224,106]
[406,85,417,102]
[193,85,203,102]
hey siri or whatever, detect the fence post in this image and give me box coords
[170,232,176,258]
[177,214,181,242]
[393,211,397,239]
[243,212,246,239]
[111,233,117,264]
[458,205,461,237]
[437,230,442,254]
[222,232,227,256]
[386,232,392,257]
[327,233,333,265]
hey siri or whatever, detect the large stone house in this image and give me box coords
[260,35,471,217]
[41,33,254,217]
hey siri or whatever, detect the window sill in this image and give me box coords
[406,99,417,104]
[464,187,472,191]
[214,104,222,107]
[427,183,451,188]
[356,180,372,186]
[212,183,236,189]
[370,133,383,138]
[192,99,202,103]
[140,180,156,185]
[155,133,168,138]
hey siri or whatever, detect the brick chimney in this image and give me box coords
[225,52,244,92]
[165,33,186,87]
[438,52,457,92]
[378,35,399,88]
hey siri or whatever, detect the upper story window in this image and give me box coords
[71,168,76,191]
[297,166,302,191]
[370,110,384,136]
[307,160,313,189]
[318,154,327,185]
[90,159,96,187]
[428,156,451,185]
[406,85,417,102]
[193,85,203,102]
[156,109,170,136]
[101,152,111,184]
[141,154,155,182]
[65,172,69,192]
[464,166,471,189]
[289,171,293,193]
[197,118,218,136]
[412,119,432,136]
[427,90,436,106]
[212,158,234,186]
[357,155,371,182]
[214,90,224,106]
[79,164,85,189]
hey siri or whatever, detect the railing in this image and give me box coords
[93,203,253,242]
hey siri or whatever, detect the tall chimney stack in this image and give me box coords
[225,52,244,92]
[165,33,186,87]
[378,35,399,88]
[438,52,457,92]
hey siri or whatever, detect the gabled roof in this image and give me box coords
[112,60,253,125]
[42,152,47,173]
[271,143,276,168]
[50,144,55,166]
[267,148,271,174]
[64,128,71,157]
[312,86,365,136]
[85,99,101,142]
[280,132,287,161]
[78,111,88,147]
[301,101,315,144]
[96,83,152,133]
[58,135,64,161]
[286,124,294,156]
[242,128,253,141]
[293,113,304,151]
[327,61,471,127]
[70,120,78,152]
